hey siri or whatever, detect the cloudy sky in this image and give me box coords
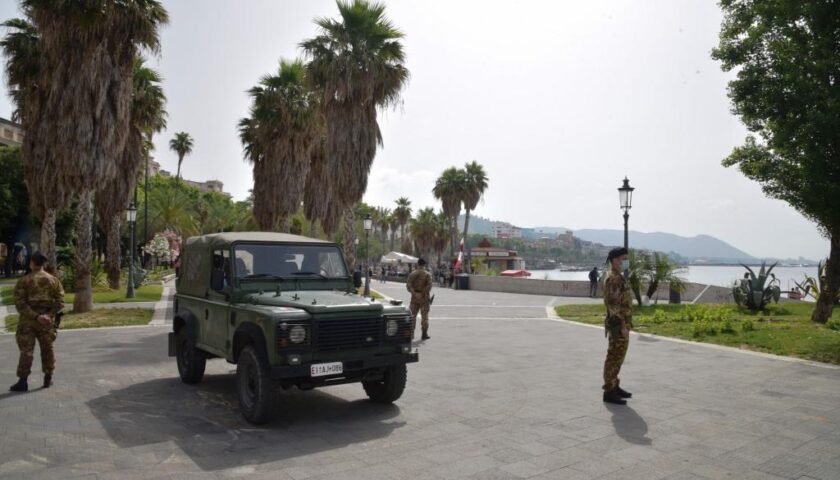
[0,1,829,260]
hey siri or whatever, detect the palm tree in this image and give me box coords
[433,167,465,258]
[393,196,412,252]
[96,58,166,289]
[239,59,319,232]
[376,207,391,245]
[432,210,450,266]
[1,17,67,270]
[461,161,489,273]
[142,186,199,237]
[409,208,437,259]
[301,0,409,268]
[387,213,398,252]
[169,132,193,180]
[22,0,168,312]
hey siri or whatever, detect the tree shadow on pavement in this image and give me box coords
[86,374,405,471]
[605,403,652,445]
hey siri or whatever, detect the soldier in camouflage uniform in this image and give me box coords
[406,258,432,340]
[602,247,633,405]
[9,252,64,392]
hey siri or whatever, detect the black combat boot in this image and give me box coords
[616,386,632,398]
[43,374,53,388]
[421,331,430,340]
[603,388,626,405]
[9,377,28,392]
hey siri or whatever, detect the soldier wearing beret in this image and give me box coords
[9,252,64,392]
[602,247,633,405]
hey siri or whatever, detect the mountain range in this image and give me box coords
[458,215,778,263]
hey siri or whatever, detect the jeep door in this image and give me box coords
[202,249,231,356]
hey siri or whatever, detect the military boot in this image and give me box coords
[616,386,632,398]
[602,389,626,405]
[9,377,28,392]
[421,330,430,340]
[43,374,53,388]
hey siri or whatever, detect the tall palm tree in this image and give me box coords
[169,131,193,180]
[22,0,168,312]
[387,213,398,252]
[301,0,409,269]
[461,161,488,273]
[432,210,449,266]
[393,196,412,252]
[96,58,166,289]
[376,207,390,245]
[141,186,199,237]
[409,208,436,259]
[1,17,72,271]
[433,167,465,258]
[239,59,319,232]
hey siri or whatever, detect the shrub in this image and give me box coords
[692,318,717,337]
[652,309,669,324]
[827,319,840,331]
[742,319,755,332]
[720,316,735,334]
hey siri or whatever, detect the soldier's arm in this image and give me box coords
[14,279,38,318]
[604,280,627,328]
[52,278,65,310]
[421,274,432,296]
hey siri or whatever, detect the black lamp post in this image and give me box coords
[363,213,373,298]
[618,177,634,249]
[126,202,137,299]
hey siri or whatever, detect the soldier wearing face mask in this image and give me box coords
[602,247,633,405]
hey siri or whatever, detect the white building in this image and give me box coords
[492,223,523,239]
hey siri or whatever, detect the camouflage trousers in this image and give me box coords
[15,317,57,378]
[409,298,430,335]
[602,333,628,391]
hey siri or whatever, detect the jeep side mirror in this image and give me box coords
[210,270,225,292]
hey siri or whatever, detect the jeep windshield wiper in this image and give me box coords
[240,273,284,281]
[290,271,329,280]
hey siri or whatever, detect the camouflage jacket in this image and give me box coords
[406,268,432,302]
[14,270,64,321]
[603,268,633,334]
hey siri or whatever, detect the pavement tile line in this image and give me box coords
[545,306,840,371]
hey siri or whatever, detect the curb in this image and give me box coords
[545,304,840,370]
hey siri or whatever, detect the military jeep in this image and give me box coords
[169,232,418,424]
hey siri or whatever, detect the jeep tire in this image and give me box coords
[237,346,274,424]
[176,329,206,384]
[363,364,407,403]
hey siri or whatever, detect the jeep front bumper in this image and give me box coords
[269,352,418,381]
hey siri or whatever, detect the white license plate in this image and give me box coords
[310,362,343,377]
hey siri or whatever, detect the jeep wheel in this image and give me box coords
[363,364,407,403]
[176,330,206,384]
[237,346,274,424]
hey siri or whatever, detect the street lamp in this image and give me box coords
[618,177,634,250]
[126,202,138,299]
[363,213,373,298]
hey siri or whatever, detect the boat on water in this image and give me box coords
[500,269,532,277]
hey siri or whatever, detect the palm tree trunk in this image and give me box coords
[105,215,121,289]
[463,209,472,273]
[342,208,356,270]
[389,229,395,252]
[73,191,94,313]
[812,233,840,323]
[279,217,290,234]
[176,153,183,179]
[450,215,457,259]
[40,208,58,270]
[309,220,317,238]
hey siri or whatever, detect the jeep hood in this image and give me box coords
[241,290,384,315]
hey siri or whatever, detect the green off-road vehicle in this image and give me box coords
[168,232,418,424]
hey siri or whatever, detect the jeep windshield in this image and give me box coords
[233,243,348,281]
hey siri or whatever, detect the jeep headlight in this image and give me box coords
[386,319,399,336]
[289,325,307,344]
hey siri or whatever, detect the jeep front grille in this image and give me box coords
[316,317,382,351]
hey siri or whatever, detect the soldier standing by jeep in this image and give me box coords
[9,252,64,392]
[602,247,633,405]
[406,257,432,340]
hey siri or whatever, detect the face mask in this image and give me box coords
[621,260,630,271]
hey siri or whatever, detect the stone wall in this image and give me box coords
[466,275,734,304]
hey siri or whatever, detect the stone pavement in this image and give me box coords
[0,282,838,479]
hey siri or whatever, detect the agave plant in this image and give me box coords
[794,261,840,305]
[732,261,781,311]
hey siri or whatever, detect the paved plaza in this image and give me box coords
[0,282,838,479]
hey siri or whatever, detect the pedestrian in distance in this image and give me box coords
[602,247,633,405]
[406,257,432,340]
[9,252,64,392]
[589,266,599,297]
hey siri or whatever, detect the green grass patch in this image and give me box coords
[357,287,385,301]
[63,284,163,304]
[555,303,840,365]
[4,308,152,332]
[3,283,162,305]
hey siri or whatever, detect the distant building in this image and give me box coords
[469,246,526,271]
[492,223,523,239]
[148,159,226,195]
[557,230,575,245]
[0,117,24,147]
